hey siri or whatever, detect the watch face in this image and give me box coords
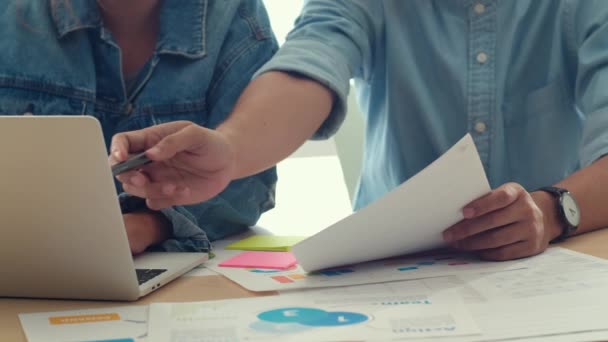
[561,192,580,227]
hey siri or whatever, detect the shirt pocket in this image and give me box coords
[502,77,582,188]
[0,88,88,116]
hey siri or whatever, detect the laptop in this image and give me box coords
[0,116,207,301]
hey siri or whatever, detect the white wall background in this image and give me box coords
[263,0,304,45]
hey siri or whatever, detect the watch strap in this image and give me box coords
[537,186,565,196]
[535,186,576,243]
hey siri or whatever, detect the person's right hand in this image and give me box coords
[109,121,236,209]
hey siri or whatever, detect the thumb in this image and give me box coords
[145,124,206,161]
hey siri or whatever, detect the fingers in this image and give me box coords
[443,182,549,261]
[110,130,148,163]
[478,240,543,261]
[145,123,209,161]
[462,183,525,219]
[451,222,526,251]
[444,194,531,241]
[109,121,195,162]
[115,170,150,187]
[122,182,181,200]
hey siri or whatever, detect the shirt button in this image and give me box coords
[476,52,488,64]
[474,3,486,14]
[126,103,134,115]
[474,121,487,133]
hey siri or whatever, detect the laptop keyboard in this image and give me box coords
[136,268,167,285]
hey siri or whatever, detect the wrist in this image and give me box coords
[215,124,241,180]
[530,191,563,243]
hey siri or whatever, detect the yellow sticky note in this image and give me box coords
[225,235,307,252]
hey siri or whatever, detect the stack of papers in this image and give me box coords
[18,134,608,341]
[20,248,608,341]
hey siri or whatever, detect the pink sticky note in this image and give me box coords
[219,251,297,270]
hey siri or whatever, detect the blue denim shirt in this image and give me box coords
[0,0,277,252]
[256,0,608,210]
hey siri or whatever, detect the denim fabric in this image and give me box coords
[0,0,278,252]
[256,0,608,210]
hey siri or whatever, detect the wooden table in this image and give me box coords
[3,229,608,341]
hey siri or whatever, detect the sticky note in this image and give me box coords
[225,235,307,252]
[219,251,297,270]
[49,313,120,325]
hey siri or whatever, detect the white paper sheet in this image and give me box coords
[402,248,608,342]
[284,247,608,342]
[147,283,480,342]
[288,248,608,342]
[446,288,608,342]
[207,248,524,292]
[292,134,491,271]
[19,305,148,342]
[465,247,608,301]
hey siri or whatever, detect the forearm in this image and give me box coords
[217,71,334,179]
[533,155,608,239]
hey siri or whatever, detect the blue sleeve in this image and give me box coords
[123,0,278,253]
[253,0,384,139]
[570,0,608,166]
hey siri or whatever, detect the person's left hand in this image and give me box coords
[123,211,171,255]
[442,183,561,261]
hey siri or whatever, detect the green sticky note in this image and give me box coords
[225,235,307,252]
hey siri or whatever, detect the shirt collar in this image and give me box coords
[156,0,207,58]
[51,0,207,59]
[51,0,101,37]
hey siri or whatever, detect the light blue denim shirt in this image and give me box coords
[257,0,608,210]
[0,0,277,251]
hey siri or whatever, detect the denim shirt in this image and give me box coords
[0,0,278,252]
[256,0,608,210]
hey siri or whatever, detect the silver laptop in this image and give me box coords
[0,116,207,301]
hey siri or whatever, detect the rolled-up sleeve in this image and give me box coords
[572,0,608,166]
[253,0,383,139]
[118,171,276,253]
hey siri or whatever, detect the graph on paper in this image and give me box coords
[148,286,480,342]
[207,250,526,292]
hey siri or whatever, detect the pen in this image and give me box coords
[112,152,152,176]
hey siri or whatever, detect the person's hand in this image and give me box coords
[109,121,236,210]
[442,183,562,261]
[123,211,171,255]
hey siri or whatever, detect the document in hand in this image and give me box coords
[292,134,491,271]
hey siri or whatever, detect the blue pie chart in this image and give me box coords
[258,307,328,324]
[300,311,368,327]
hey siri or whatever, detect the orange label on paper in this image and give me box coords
[49,313,120,325]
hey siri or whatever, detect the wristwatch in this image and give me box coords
[536,186,580,242]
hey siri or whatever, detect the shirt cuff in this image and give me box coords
[118,193,211,253]
[155,205,211,252]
